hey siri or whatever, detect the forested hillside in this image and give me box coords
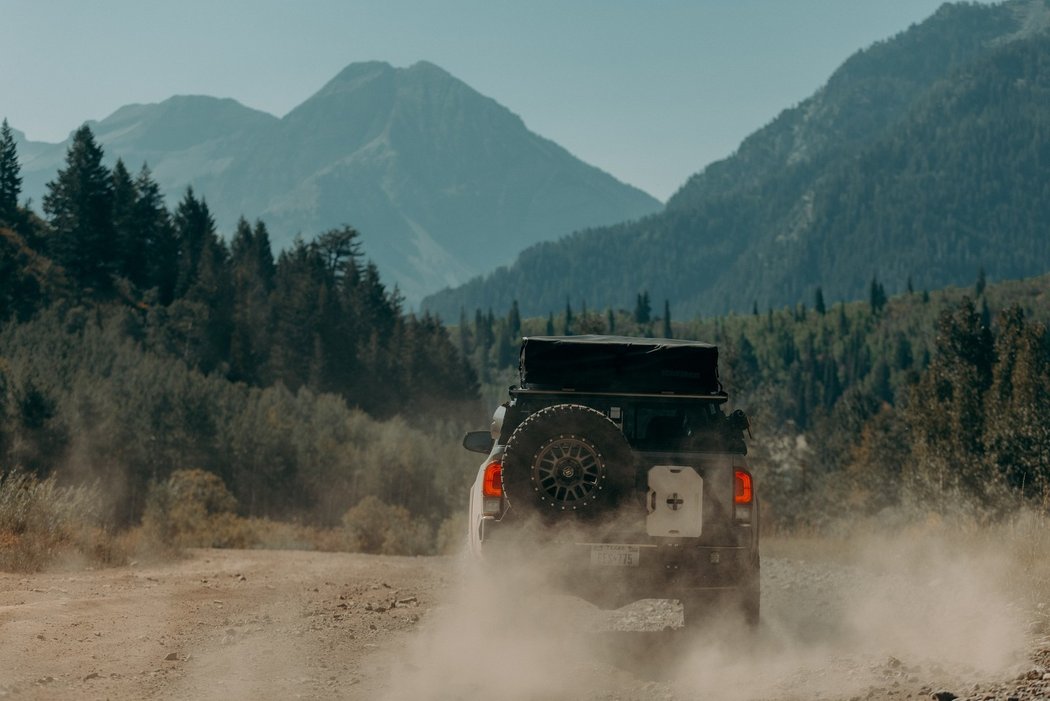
[0,121,481,547]
[422,0,1050,320]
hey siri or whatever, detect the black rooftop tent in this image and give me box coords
[518,335,723,395]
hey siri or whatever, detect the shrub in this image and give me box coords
[342,495,434,555]
[141,469,241,549]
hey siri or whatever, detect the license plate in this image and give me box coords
[590,544,640,567]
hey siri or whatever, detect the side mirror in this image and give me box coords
[462,430,495,454]
[728,409,752,438]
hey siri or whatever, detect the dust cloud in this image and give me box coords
[381,518,1030,701]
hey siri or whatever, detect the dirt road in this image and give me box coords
[0,546,1047,700]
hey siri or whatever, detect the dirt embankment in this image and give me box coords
[0,542,1047,701]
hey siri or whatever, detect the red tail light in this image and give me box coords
[482,461,503,498]
[734,470,753,504]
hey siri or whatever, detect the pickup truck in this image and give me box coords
[463,335,759,628]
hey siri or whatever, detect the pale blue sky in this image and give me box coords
[3,0,968,200]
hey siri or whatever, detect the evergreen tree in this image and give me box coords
[507,300,521,340]
[184,233,233,373]
[458,308,472,356]
[662,299,672,338]
[0,119,22,224]
[110,159,140,284]
[634,291,651,324]
[894,334,913,370]
[268,237,330,392]
[975,266,987,297]
[814,287,826,316]
[229,218,275,383]
[42,125,115,293]
[869,276,887,314]
[316,225,363,283]
[473,307,494,351]
[564,299,574,335]
[172,187,217,299]
[134,165,177,301]
[906,298,995,504]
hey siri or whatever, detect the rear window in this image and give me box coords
[629,402,725,451]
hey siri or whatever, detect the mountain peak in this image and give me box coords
[318,60,463,98]
[16,58,660,307]
[319,61,396,96]
[405,60,453,78]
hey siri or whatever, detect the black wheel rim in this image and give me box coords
[532,435,604,507]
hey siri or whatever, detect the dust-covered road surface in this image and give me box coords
[0,543,1047,701]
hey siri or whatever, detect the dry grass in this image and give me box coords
[0,468,128,571]
[0,465,464,573]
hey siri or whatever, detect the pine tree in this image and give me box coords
[662,299,672,338]
[269,238,329,392]
[507,300,521,340]
[229,218,276,383]
[316,225,362,283]
[172,187,217,299]
[869,276,887,314]
[906,298,995,504]
[458,308,472,355]
[134,165,177,301]
[184,233,233,373]
[814,287,826,316]
[110,159,140,283]
[42,125,115,293]
[634,291,651,324]
[0,119,22,224]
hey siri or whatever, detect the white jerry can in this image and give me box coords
[646,465,703,537]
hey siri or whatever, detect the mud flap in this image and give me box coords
[646,466,703,537]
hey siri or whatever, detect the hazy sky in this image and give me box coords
[3,0,966,201]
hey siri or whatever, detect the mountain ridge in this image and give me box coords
[423,0,1050,320]
[13,61,661,305]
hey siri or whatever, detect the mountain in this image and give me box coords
[15,62,661,305]
[421,0,1050,320]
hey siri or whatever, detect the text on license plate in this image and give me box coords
[590,544,640,567]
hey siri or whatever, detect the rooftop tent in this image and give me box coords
[518,335,723,395]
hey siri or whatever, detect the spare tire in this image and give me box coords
[502,404,633,517]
